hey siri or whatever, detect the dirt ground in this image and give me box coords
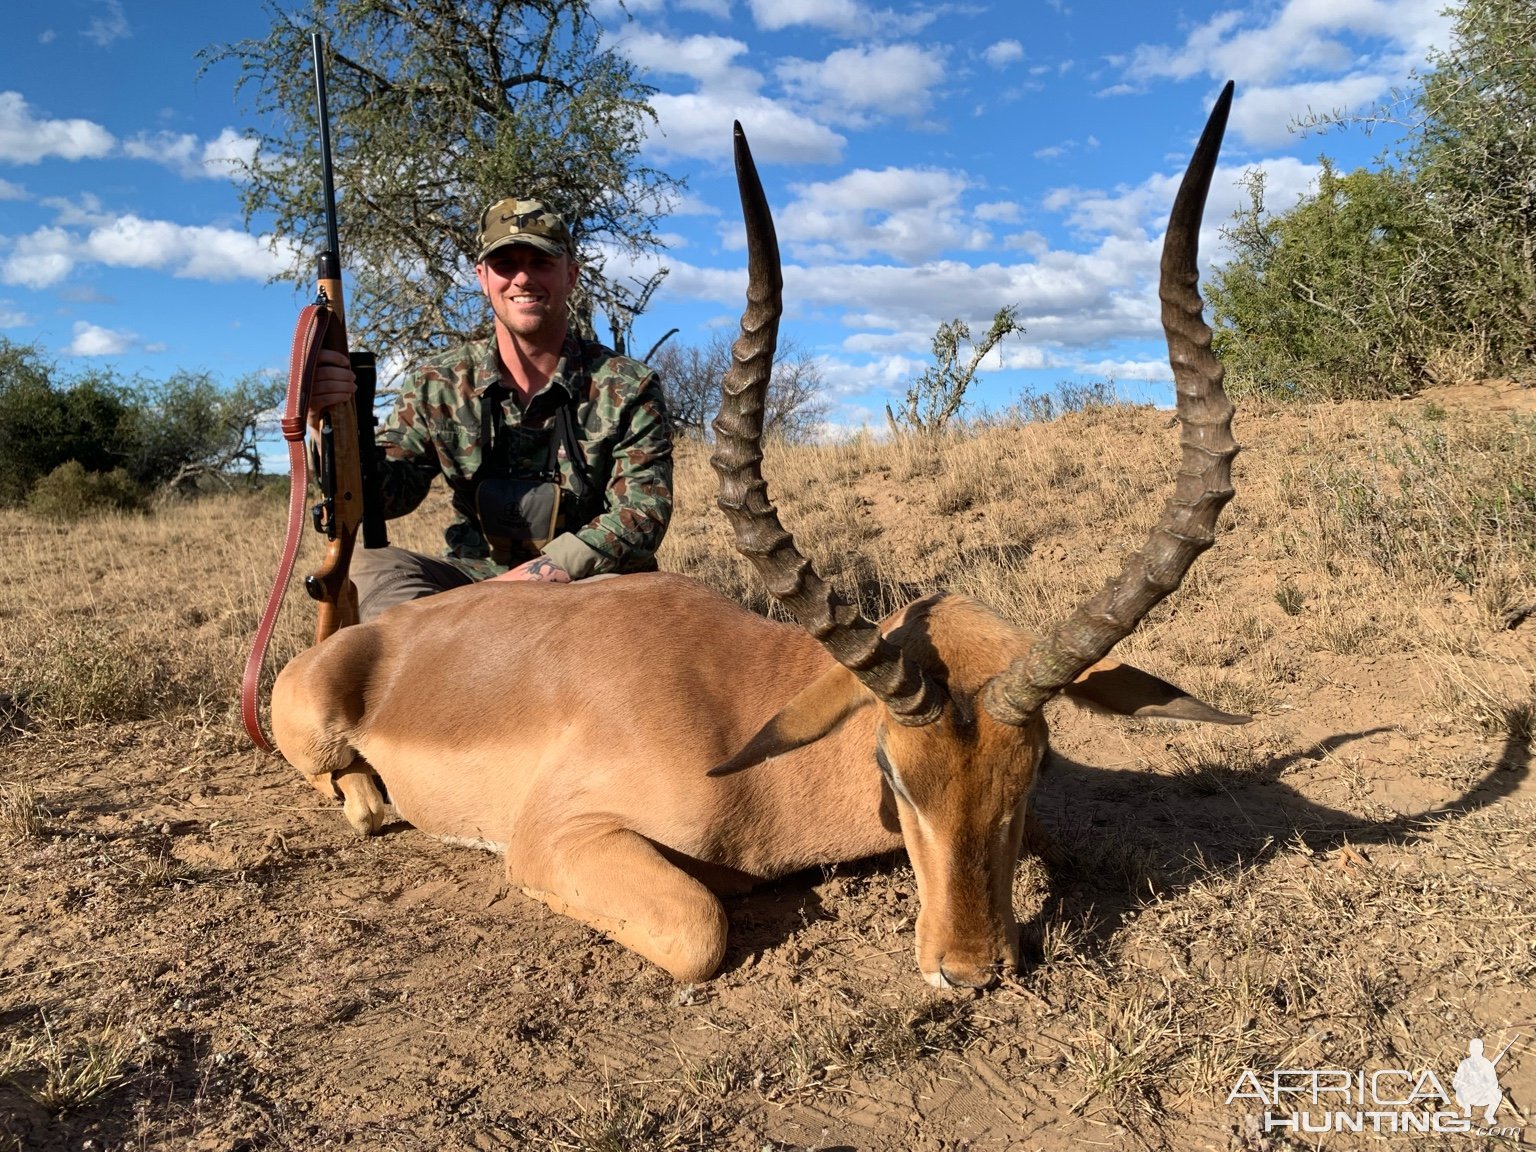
[2,384,1534,1150]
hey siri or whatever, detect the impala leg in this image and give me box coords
[330,766,389,837]
[272,663,388,837]
[275,718,389,837]
[289,762,388,837]
[516,828,729,983]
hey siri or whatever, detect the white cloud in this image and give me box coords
[663,191,723,219]
[0,92,115,164]
[0,178,26,200]
[1076,357,1177,382]
[1003,230,1050,255]
[1119,0,1450,92]
[974,201,1021,224]
[617,35,944,158]
[85,216,292,281]
[121,131,200,172]
[1231,74,1399,146]
[36,192,109,228]
[58,285,114,305]
[984,40,1025,69]
[1043,156,1324,264]
[746,0,862,34]
[2,214,294,289]
[2,227,74,289]
[82,0,131,47]
[122,127,258,180]
[994,345,1062,373]
[613,31,757,89]
[610,29,846,164]
[0,301,30,328]
[67,321,135,356]
[745,0,935,36]
[0,94,255,178]
[197,128,259,179]
[777,44,946,125]
[776,167,986,262]
[646,92,845,164]
[647,246,1165,351]
[1043,179,1170,241]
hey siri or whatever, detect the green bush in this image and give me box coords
[26,461,146,521]
[0,341,132,505]
[0,338,282,506]
[1208,0,1536,398]
[1207,164,1430,400]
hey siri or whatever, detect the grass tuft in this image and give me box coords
[0,779,45,843]
[1,1016,134,1113]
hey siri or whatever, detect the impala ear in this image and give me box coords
[1063,659,1251,725]
[708,664,872,776]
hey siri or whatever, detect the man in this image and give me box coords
[308,198,673,620]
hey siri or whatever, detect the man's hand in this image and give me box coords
[491,557,572,584]
[308,349,357,432]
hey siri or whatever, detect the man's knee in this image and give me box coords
[351,546,473,622]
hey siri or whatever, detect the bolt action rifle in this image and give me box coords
[241,30,387,752]
[302,29,387,639]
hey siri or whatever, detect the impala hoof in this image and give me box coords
[334,771,388,837]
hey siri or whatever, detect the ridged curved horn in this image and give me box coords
[985,81,1238,727]
[711,123,943,727]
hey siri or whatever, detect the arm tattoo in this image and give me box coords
[526,557,567,582]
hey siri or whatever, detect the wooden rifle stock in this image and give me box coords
[303,276,364,643]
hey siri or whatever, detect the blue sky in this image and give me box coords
[1,0,1450,449]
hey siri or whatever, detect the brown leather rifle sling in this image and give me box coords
[240,304,350,753]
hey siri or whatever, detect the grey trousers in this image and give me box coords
[350,546,483,622]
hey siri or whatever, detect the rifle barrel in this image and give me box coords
[1491,1033,1520,1065]
[311,32,342,284]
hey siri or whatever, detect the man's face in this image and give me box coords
[476,245,579,346]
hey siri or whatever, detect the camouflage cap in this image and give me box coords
[477,198,575,261]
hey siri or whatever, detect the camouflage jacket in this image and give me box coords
[375,333,673,580]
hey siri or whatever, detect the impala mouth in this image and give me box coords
[927,959,1004,991]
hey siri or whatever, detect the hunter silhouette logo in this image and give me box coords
[1226,1032,1524,1138]
[1453,1036,1511,1124]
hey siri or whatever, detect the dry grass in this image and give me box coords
[2,396,1533,1148]
[0,1017,134,1114]
[10,402,1524,741]
[0,780,45,843]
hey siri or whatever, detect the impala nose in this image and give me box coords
[937,958,1001,990]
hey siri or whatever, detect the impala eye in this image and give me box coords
[875,743,914,805]
[875,744,894,781]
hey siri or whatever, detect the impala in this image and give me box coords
[272,82,1243,988]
